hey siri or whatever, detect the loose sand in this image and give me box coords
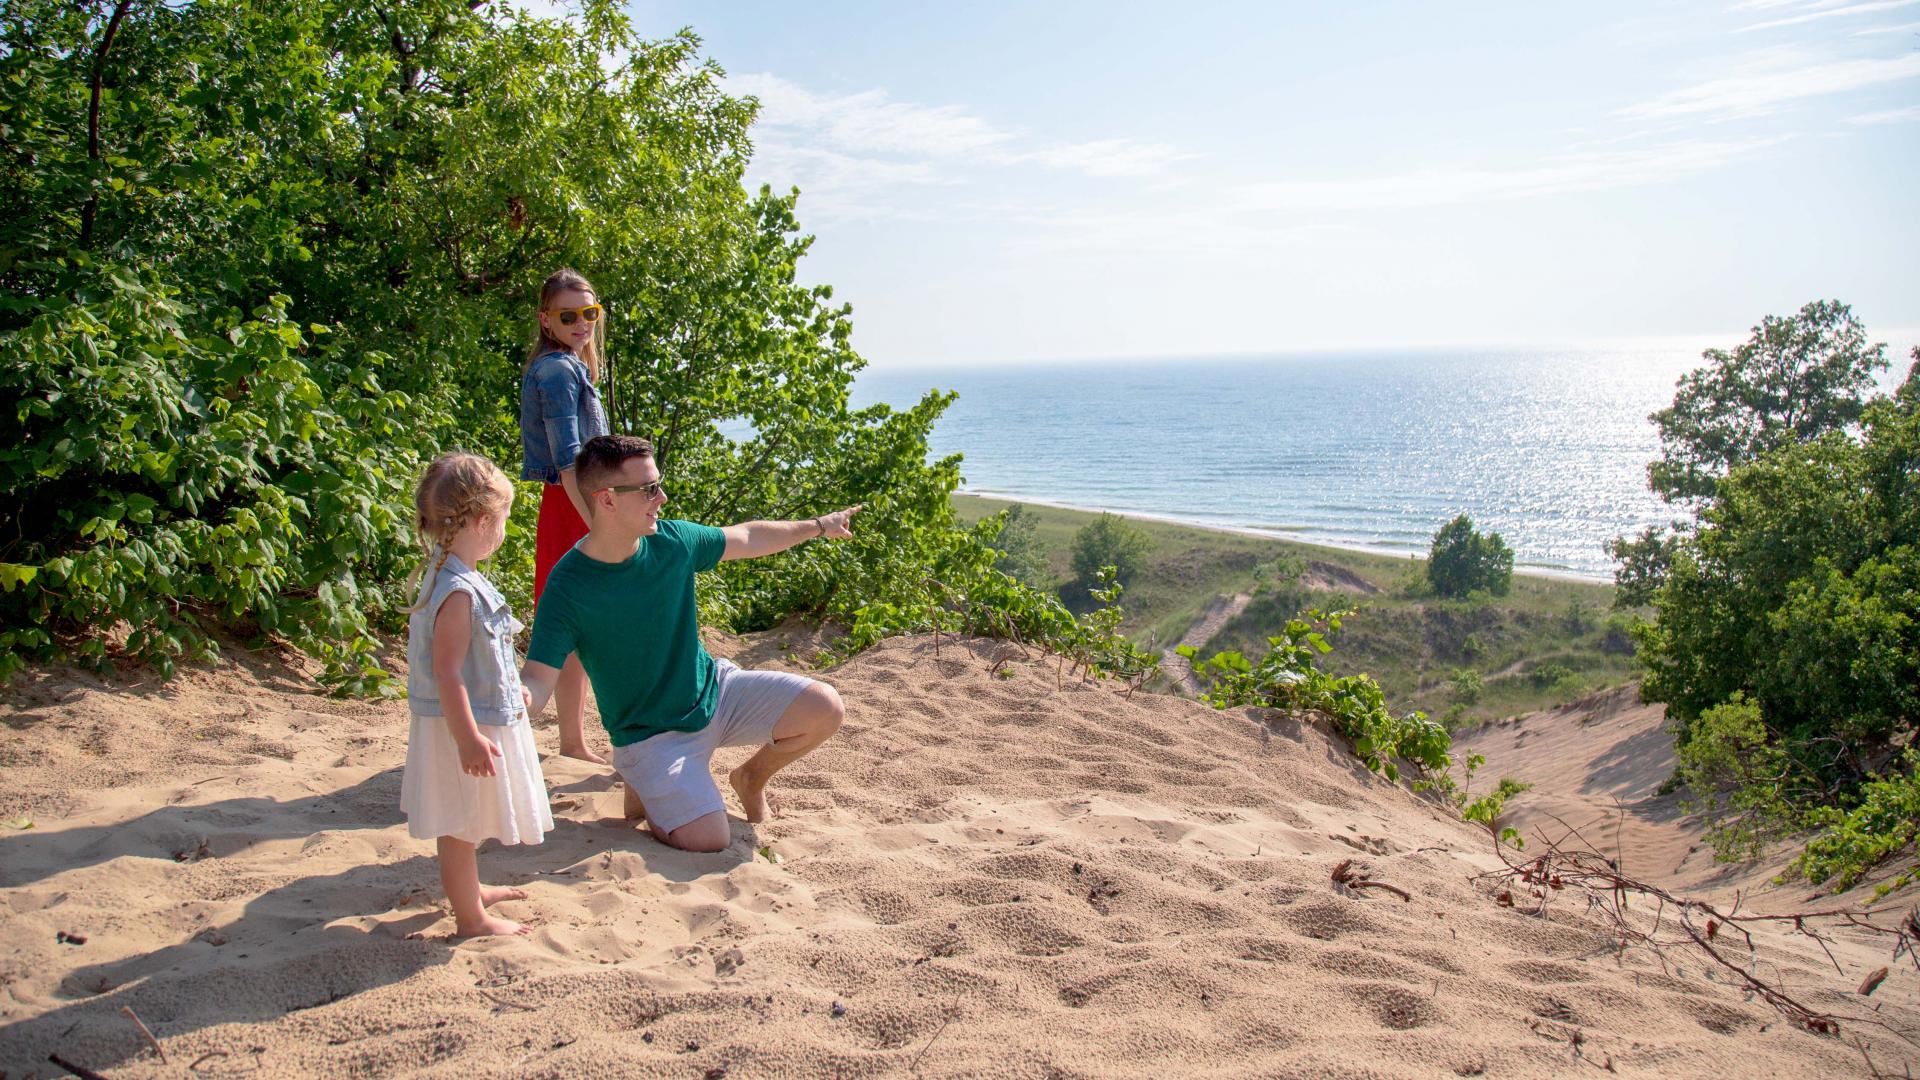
[1,634,1914,1077]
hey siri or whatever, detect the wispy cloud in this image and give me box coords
[728,72,1187,179]
[1723,0,1830,11]
[1846,103,1920,121]
[1737,0,1920,31]
[1226,138,1788,212]
[1618,52,1920,120]
[1854,17,1920,30]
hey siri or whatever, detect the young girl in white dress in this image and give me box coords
[400,452,552,937]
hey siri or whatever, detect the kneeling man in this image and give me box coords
[522,434,857,852]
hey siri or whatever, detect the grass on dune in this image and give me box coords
[954,494,1639,726]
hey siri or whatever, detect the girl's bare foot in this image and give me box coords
[479,885,528,907]
[453,914,530,938]
[559,743,607,765]
[728,766,773,823]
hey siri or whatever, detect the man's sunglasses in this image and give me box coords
[600,480,664,499]
[546,303,603,326]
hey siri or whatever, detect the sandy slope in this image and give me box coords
[1454,685,1872,900]
[1,635,1913,1078]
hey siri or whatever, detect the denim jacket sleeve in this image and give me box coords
[535,359,585,472]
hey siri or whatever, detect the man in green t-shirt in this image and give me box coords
[522,434,859,853]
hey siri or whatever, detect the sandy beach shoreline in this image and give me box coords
[953,491,1610,584]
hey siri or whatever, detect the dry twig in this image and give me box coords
[121,1004,168,1063]
[48,1053,110,1080]
[1471,834,1920,1047]
[1332,858,1412,902]
[910,1013,955,1073]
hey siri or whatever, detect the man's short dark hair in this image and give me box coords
[574,434,655,502]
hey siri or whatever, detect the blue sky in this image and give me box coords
[613,1,1920,367]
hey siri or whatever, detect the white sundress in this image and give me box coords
[399,553,553,846]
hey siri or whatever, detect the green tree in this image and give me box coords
[1071,512,1151,590]
[1646,300,1887,505]
[1637,350,1920,884]
[0,1,1010,682]
[1610,303,1889,611]
[985,504,1051,588]
[1426,514,1513,599]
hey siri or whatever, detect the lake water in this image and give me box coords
[850,347,1710,580]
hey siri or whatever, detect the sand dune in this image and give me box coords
[1,634,1913,1077]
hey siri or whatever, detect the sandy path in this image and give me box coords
[1164,592,1253,695]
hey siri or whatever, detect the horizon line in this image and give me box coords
[858,324,1920,372]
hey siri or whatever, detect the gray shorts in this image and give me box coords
[610,658,814,834]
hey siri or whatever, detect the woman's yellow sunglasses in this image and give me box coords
[546,303,603,326]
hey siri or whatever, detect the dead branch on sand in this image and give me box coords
[1470,834,1920,1049]
[1331,857,1412,902]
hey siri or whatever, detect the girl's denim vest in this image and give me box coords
[406,553,526,727]
[519,351,608,484]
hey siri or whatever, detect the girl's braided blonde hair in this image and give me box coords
[405,451,514,612]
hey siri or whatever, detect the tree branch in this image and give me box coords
[79,0,135,248]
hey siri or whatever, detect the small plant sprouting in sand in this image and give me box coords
[1183,608,1524,837]
[1460,777,1532,849]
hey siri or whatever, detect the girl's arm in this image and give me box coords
[431,593,502,778]
[559,466,592,523]
[522,660,561,717]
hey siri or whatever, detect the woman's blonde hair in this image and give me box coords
[405,451,514,611]
[523,267,603,381]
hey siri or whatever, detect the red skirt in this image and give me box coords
[534,482,590,604]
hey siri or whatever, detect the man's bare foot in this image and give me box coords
[453,915,530,938]
[729,766,774,824]
[559,744,607,765]
[479,885,528,907]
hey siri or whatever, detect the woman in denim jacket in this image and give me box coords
[518,267,610,763]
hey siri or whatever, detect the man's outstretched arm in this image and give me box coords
[720,505,861,562]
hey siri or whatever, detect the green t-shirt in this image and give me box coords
[527,518,727,747]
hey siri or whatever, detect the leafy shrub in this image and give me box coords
[1563,598,1594,634]
[0,2,989,687]
[1671,694,1800,862]
[986,504,1052,588]
[1183,610,1508,834]
[1461,777,1532,849]
[0,274,425,690]
[831,526,1158,689]
[1449,668,1483,706]
[1793,749,1919,897]
[1071,512,1151,590]
[1184,609,1451,784]
[1252,554,1305,593]
[1598,612,1638,656]
[1528,663,1574,689]
[1426,514,1513,599]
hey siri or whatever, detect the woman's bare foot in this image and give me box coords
[479,884,528,907]
[559,743,607,765]
[728,766,774,823]
[453,914,530,938]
